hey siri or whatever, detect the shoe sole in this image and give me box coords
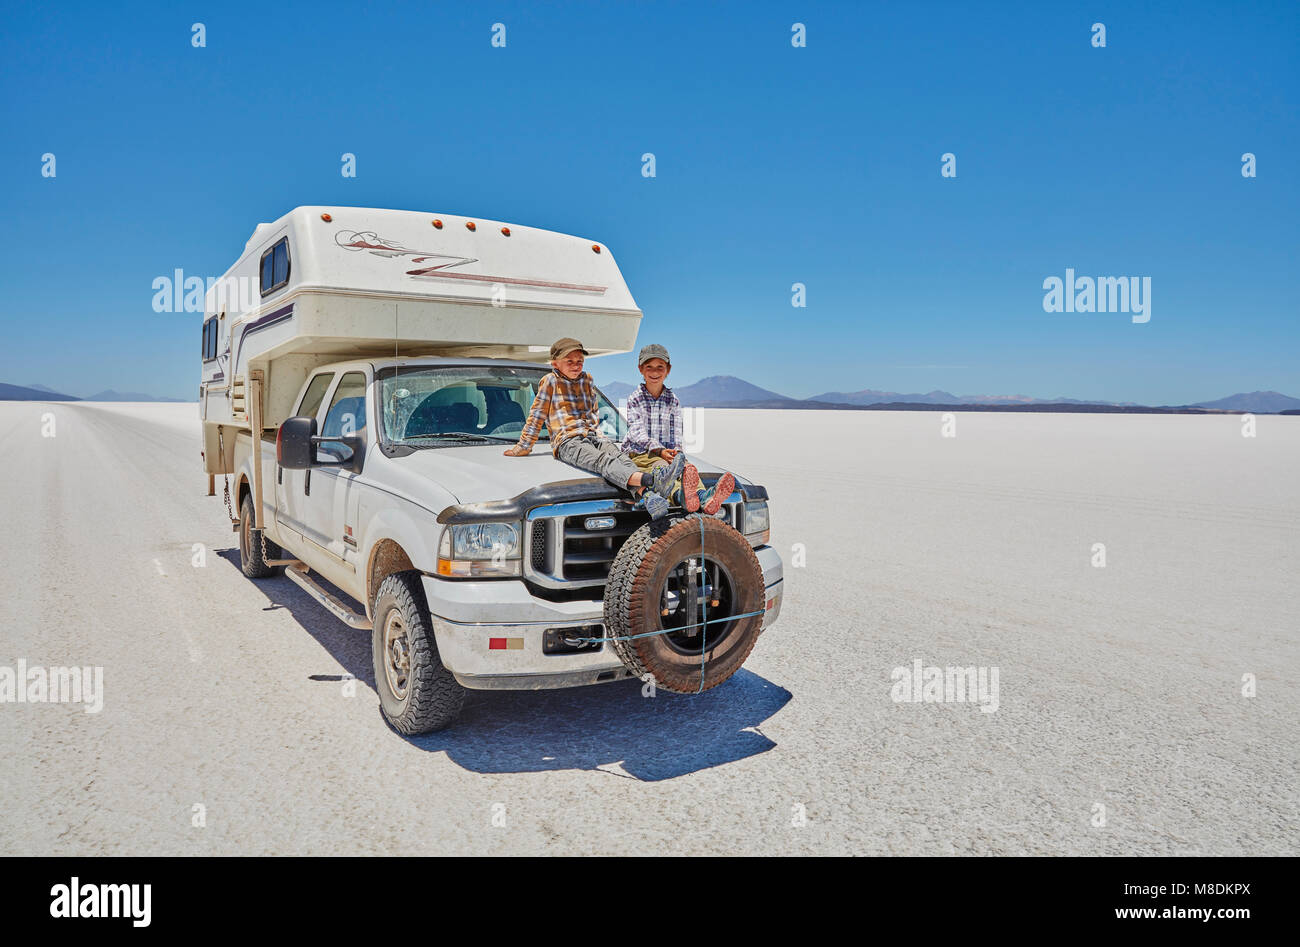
[642,494,668,519]
[703,473,735,516]
[682,465,701,512]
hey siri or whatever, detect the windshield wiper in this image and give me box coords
[400,432,516,444]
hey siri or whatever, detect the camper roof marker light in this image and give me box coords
[501,227,511,236]
[592,244,601,253]
[320,213,332,222]
[466,221,477,231]
[432,219,443,229]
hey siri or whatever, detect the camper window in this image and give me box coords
[201,317,218,361]
[259,237,291,297]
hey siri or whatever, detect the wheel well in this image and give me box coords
[237,475,251,510]
[367,540,416,613]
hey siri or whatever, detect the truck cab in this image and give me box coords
[235,355,782,684]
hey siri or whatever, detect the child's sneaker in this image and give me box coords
[681,464,702,512]
[702,472,736,516]
[649,453,686,499]
[640,491,670,520]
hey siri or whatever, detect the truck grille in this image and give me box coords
[525,498,741,590]
[560,510,649,582]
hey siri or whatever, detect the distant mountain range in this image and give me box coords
[597,376,791,405]
[0,382,186,402]
[597,381,637,402]
[807,387,1142,407]
[9,374,1300,414]
[1191,391,1300,413]
[0,382,81,401]
[598,376,1300,414]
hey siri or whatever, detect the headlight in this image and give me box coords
[740,501,769,540]
[437,523,521,577]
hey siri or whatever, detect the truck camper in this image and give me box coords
[200,206,783,733]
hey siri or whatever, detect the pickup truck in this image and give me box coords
[227,355,784,732]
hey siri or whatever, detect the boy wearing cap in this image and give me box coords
[504,338,683,519]
[622,343,736,516]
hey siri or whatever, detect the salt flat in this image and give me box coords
[0,401,1296,855]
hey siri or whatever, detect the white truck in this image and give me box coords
[199,207,783,733]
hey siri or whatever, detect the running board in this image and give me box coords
[281,561,371,630]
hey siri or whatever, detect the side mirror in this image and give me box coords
[277,416,316,469]
[277,416,367,474]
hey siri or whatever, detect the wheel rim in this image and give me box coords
[240,513,251,560]
[657,555,737,655]
[383,610,411,700]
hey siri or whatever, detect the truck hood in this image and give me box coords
[386,443,749,505]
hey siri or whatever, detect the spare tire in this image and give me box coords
[604,514,765,694]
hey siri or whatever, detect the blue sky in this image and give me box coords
[1,0,1296,402]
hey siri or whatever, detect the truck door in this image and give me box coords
[300,369,370,570]
[277,371,335,541]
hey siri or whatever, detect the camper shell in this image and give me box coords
[200,206,783,733]
[200,205,641,472]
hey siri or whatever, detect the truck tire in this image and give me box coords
[239,492,282,578]
[371,571,465,734]
[604,514,765,694]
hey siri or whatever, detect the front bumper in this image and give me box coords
[423,544,784,690]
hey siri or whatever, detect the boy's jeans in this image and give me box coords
[555,434,642,491]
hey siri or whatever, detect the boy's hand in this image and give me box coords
[503,445,530,456]
[659,448,678,461]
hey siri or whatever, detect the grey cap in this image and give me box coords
[637,343,671,367]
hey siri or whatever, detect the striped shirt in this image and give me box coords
[621,383,683,454]
[517,370,602,453]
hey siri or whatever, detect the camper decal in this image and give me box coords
[335,229,607,295]
[335,230,478,268]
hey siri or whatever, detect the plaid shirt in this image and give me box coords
[621,382,683,454]
[517,370,602,453]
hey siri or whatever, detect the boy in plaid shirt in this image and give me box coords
[504,338,684,519]
[621,343,735,516]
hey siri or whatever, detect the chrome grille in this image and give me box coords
[525,496,746,590]
[562,510,649,582]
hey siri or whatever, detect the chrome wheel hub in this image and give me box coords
[383,612,411,700]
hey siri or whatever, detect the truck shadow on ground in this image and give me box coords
[219,550,792,782]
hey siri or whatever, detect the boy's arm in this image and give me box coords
[511,375,553,453]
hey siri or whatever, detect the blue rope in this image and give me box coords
[571,609,764,644]
[697,513,707,693]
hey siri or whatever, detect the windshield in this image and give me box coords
[377,364,628,447]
